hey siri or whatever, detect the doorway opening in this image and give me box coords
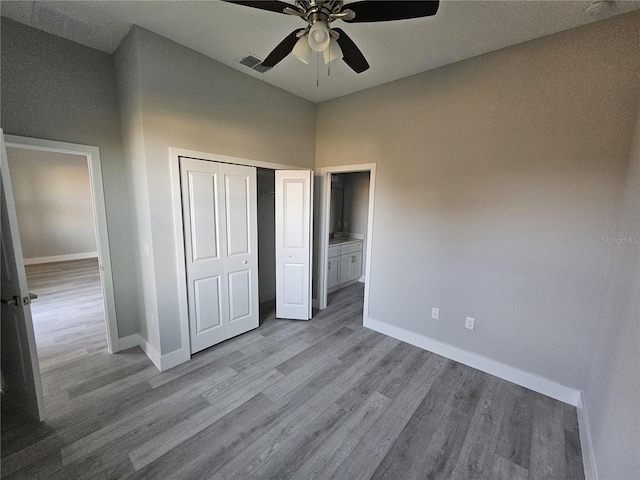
[4,137,119,377]
[318,164,376,322]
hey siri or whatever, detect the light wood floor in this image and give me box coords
[1,259,584,479]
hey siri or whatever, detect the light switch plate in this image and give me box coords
[431,308,439,320]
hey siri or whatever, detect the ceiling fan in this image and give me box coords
[224,1,440,73]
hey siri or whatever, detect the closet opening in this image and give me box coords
[257,167,277,324]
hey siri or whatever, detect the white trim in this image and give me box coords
[170,147,305,171]
[577,393,598,480]
[159,346,191,371]
[117,333,140,351]
[318,164,376,324]
[169,147,307,360]
[169,149,192,364]
[117,333,188,371]
[365,316,581,406]
[138,336,161,371]
[24,252,98,265]
[4,135,120,354]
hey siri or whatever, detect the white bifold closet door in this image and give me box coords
[275,170,313,320]
[181,158,259,354]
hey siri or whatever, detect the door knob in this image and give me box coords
[1,293,36,306]
[242,260,247,264]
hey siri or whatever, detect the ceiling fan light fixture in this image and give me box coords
[308,21,330,52]
[292,36,312,64]
[323,38,343,64]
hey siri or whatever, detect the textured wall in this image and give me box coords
[1,18,138,337]
[583,106,640,480]
[116,27,316,353]
[315,12,640,389]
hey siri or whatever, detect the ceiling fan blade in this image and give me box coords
[333,28,369,73]
[262,29,305,67]
[343,1,439,23]
[223,1,293,14]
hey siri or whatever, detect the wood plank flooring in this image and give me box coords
[1,259,585,479]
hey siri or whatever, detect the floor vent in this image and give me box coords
[238,54,272,73]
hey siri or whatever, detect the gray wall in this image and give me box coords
[7,147,97,262]
[113,27,157,349]
[315,12,640,389]
[343,172,370,239]
[115,27,317,354]
[582,107,640,480]
[344,172,370,277]
[329,172,370,237]
[1,18,138,338]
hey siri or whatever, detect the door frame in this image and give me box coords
[4,135,120,353]
[169,147,307,356]
[317,164,377,321]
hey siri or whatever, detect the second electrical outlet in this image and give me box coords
[465,317,475,330]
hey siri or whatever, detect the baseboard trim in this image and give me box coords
[364,317,581,406]
[577,393,598,480]
[160,347,190,371]
[138,337,162,371]
[134,335,190,372]
[117,333,140,352]
[23,252,98,265]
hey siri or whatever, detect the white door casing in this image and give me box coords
[4,135,120,354]
[318,164,376,318]
[275,170,313,320]
[180,158,258,353]
[0,131,46,420]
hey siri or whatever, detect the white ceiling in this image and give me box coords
[3,0,639,103]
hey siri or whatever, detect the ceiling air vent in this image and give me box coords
[238,54,272,73]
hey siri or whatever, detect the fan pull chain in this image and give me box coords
[316,52,320,87]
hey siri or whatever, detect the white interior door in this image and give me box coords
[1,131,45,421]
[181,158,258,354]
[275,170,313,320]
[221,163,259,338]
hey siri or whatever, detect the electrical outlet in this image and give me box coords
[431,308,439,320]
[465,317,475,330]
[143,243,150,257]
[150,313,156,326]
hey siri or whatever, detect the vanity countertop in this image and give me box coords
[329,237,362,246]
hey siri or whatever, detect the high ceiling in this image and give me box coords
[3,0,639,103]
